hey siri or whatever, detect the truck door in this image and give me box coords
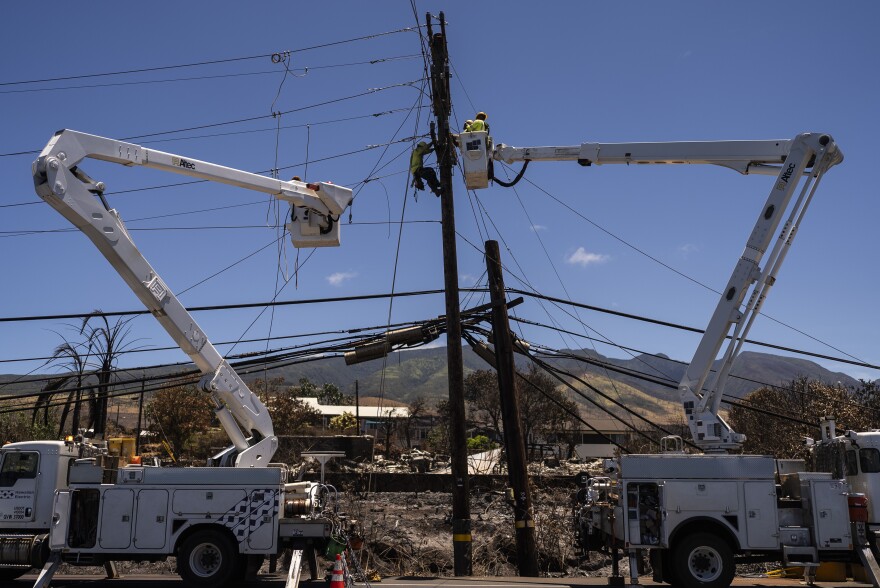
[0,450,40,524]
[99,488,134,549]
[247,489,278,550]
[744,481,779,548]
[134,489,168,549]
[50,490,71,550]
[809,479,851,550]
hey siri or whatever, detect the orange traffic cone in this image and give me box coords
[329,554,346,588]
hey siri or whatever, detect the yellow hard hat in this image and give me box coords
[475,112,487,120]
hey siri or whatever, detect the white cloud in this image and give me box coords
[326,271,357,286]
[678,243,698,256]
[565,247,609,267]
[530,224,547,232]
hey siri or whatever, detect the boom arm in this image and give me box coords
[32,129,353,467]
[462,131,843,451]
[494,139,794,175]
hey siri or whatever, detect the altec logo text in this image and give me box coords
[172,156,196,170]
[775,162,796,191]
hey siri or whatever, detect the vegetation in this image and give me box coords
[294,377,350,405]
[0,411,57,444]
[729,377,880,459]
[30,313,139,439]
[464,367,582,459]
[252,377,321,436]
[466,435,495,452]
[146,384,214,457]
[329,412,358,434]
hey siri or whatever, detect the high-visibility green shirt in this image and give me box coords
[410,144,431,174]
[468,119,486,132]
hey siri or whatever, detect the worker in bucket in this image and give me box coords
[468,111,489,133]
[410,141,441,197]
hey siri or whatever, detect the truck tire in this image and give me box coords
[177,529,240,587]
[672,532,734,588]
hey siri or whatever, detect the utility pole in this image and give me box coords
[485,240,539,576]
[355,379,361,435]
[427,11,472,576]
[135,376,145,455]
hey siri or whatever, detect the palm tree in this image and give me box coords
[50,338,93,437]
[32,335,92,436]
[79,313,140,438]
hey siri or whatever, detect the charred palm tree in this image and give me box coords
[32,375,71,429]
[80,313,139,438]
[50,338,93,437]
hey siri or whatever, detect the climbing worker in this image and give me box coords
[468,111,489,133]
[410,141,441,197]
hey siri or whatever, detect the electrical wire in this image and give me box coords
[0,27,422,87]
[2,137,425,218]
[0,55,421,96]
[0,80,425,159]
[512,163,869,367]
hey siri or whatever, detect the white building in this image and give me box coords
[300,398,410,434]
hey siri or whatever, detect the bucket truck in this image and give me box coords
[0,130,353,586]
[460,131,880,588]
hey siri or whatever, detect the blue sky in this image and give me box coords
[2,2,878,388]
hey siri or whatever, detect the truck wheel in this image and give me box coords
[672,532,734,588]
[177,529,240,587]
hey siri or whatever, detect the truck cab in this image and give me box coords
[0,441,80,531]
[815,426,880,525]
[0,440,84,579]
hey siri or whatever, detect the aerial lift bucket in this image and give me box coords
[460,131,489,190]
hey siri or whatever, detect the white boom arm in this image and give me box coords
[463,131,843,452]
[494,139,793,175]
[32,129,353,467]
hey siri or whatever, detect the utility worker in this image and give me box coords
[410,141,441,197]
[463,120,474,132]
[468,111,489,133]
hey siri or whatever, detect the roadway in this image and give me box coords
[12,574,876,588]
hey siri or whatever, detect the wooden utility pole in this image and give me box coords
[135,376,145,454]
[355,379,361,434]
[427,11,472,576]
[485,240,539,576]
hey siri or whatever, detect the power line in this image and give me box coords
[2,136,424,216]
[3,285,877,375]
[0,55,421,96]
[0,27,421,87]
[506,288,880,373]
[0,289,447,324]
[124,80,425,142]
[514,165,869,367]
[0,81,424,158]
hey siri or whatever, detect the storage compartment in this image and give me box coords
[779,526,811,547]
[68,459,102,484]
[625,483,660,546]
